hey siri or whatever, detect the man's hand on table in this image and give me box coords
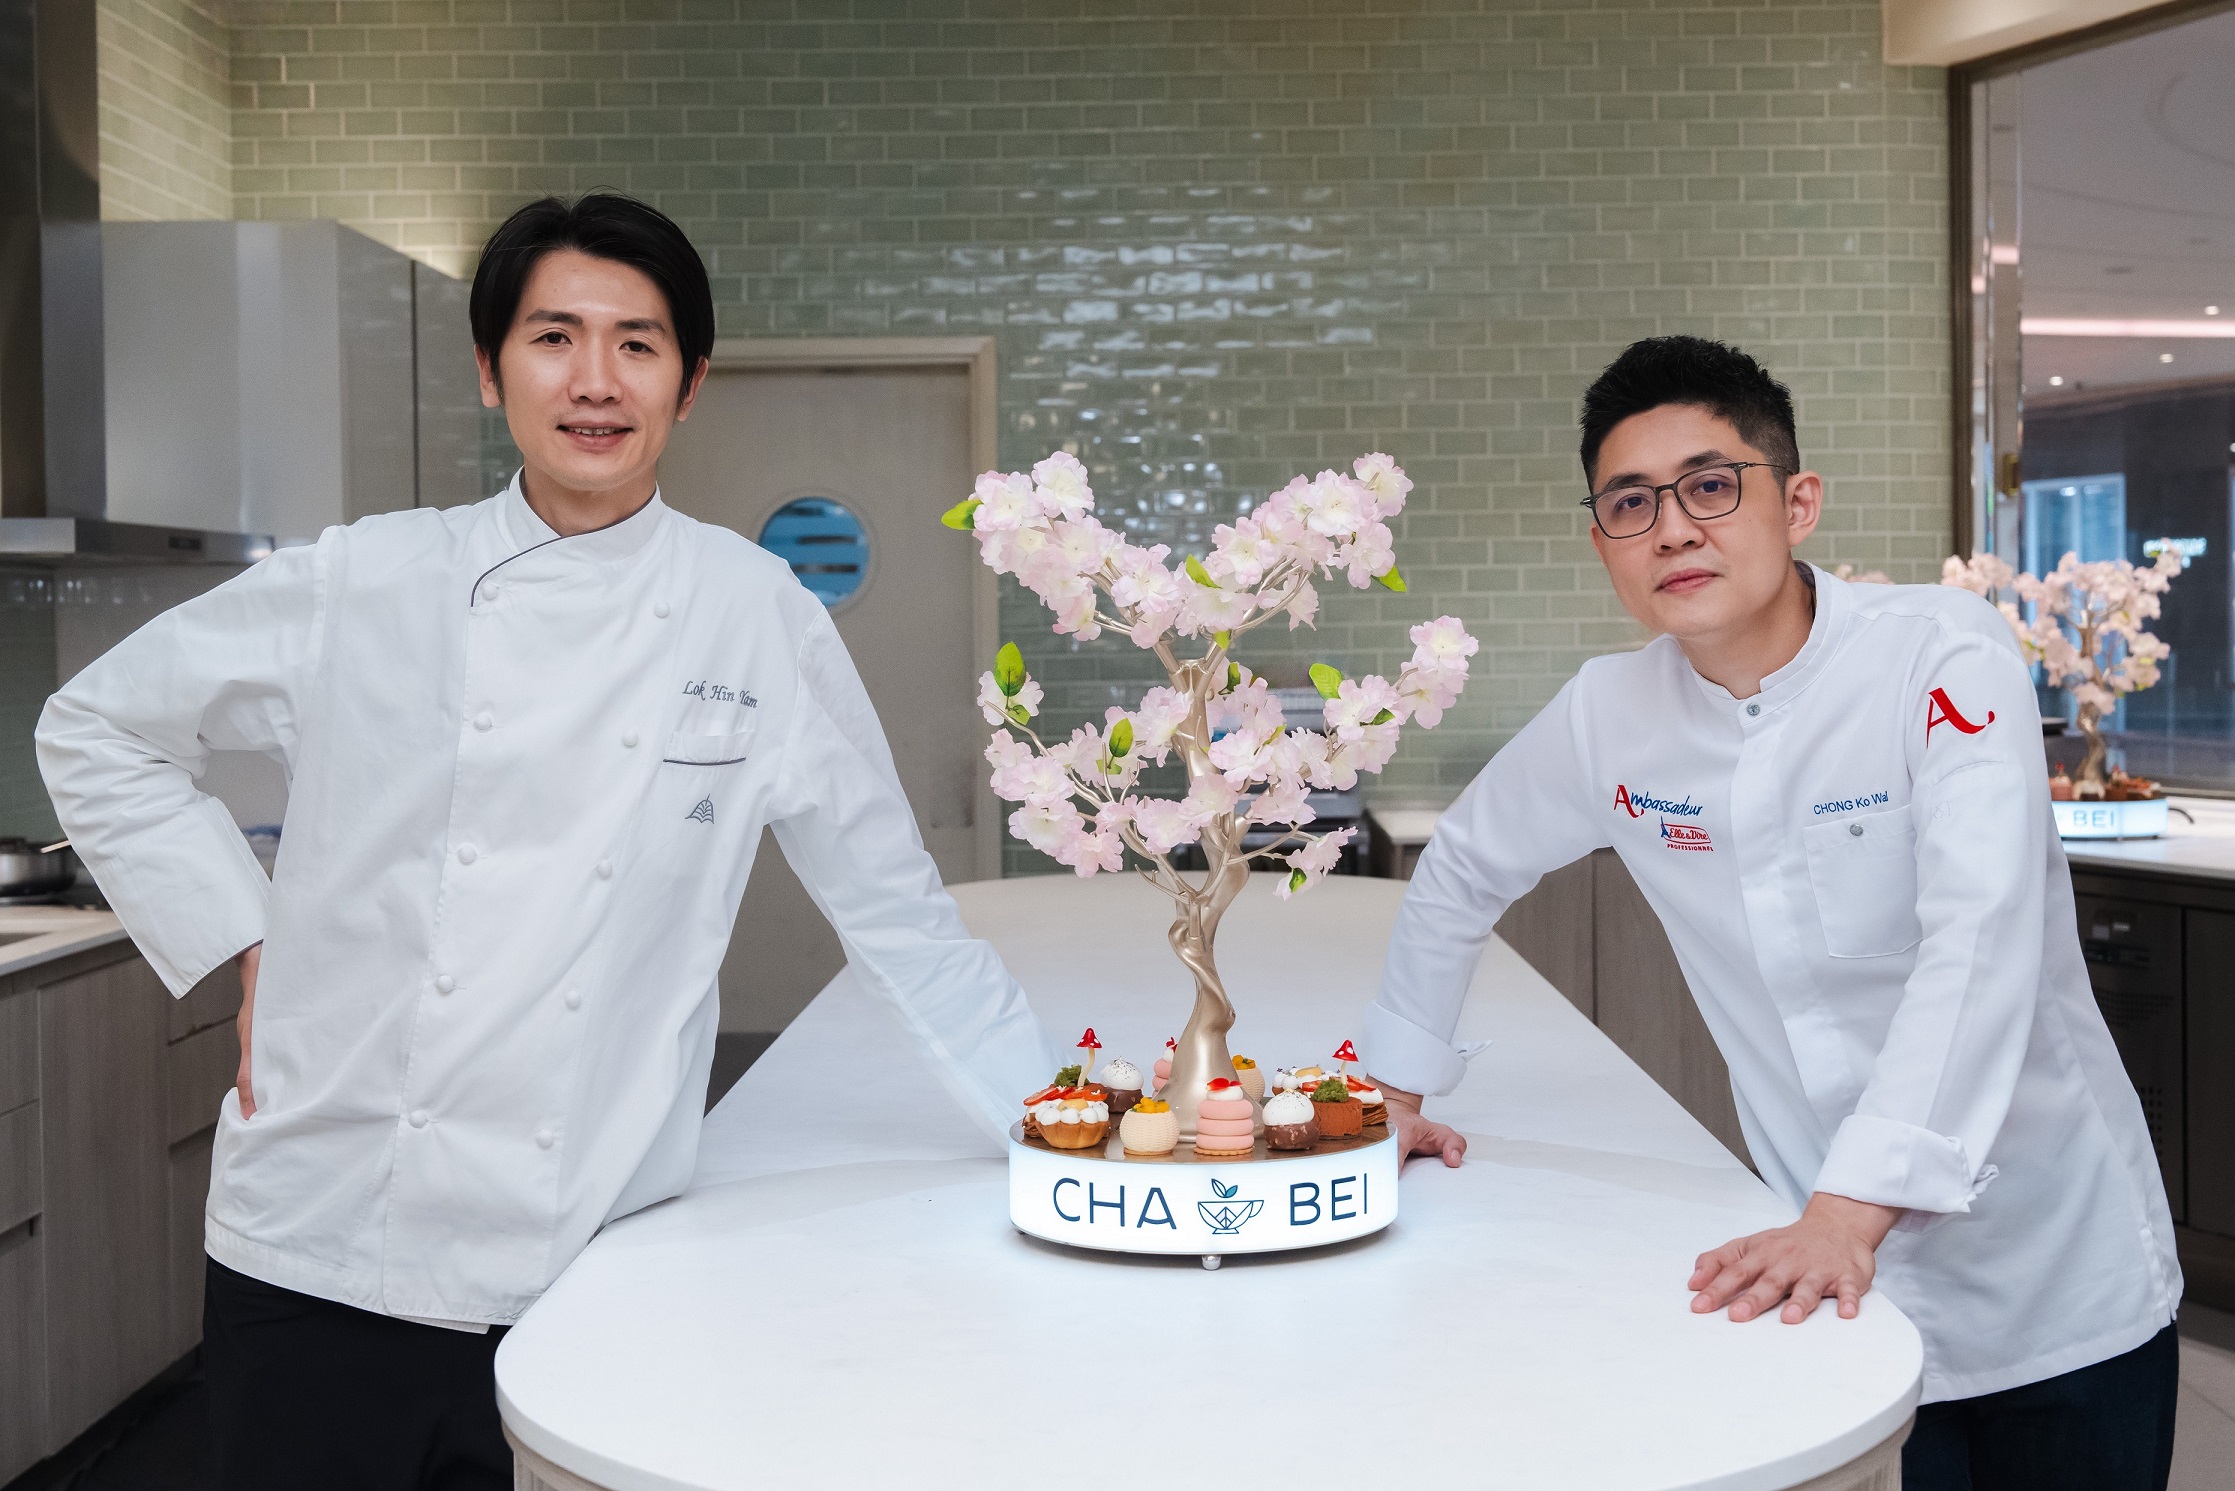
[1689,1191,1901,1323]
[1378,1081,1465,1168]
[235,942,262,1119]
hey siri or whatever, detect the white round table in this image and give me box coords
[497,875,1921,1490]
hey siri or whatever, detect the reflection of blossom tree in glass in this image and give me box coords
[947,452,1476,1137]
[1942,546,2184,794]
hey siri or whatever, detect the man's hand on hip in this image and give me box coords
[1689,1191,1902,1323]
[1377,1081,1466,1168]
[235,942,262,1119]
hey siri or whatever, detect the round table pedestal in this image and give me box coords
[508,1418,1916,1491]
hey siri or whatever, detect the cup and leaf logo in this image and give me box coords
[1198,1179,1264,1236]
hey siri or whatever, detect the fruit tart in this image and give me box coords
[1020,1061,1085,1140]
[1031,1088,1111,1150]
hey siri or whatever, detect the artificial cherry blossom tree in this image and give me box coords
[945,451,1477,1138]
[1943,546,2184,793]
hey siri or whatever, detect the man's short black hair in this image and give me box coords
[1578,336,1800,486]
[470,193,715,406]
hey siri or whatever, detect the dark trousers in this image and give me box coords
[1903,1323,2180,1491]
[202,1257,511,1491]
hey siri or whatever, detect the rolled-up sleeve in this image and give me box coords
[1366,676,1609,1096]
[1813,630,2045,1218]
[36,544,326,996]
[766,607,1054,1138]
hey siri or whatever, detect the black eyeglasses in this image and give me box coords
[1580,461,1789,539]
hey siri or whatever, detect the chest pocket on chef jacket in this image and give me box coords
[1802,807,1923,958]
[662,722,756,767]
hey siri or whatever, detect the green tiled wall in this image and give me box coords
[98,0,234,220]
[96,1,1956,863]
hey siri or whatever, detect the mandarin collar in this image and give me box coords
[495,471,670,568]
[1690,563,1849,722]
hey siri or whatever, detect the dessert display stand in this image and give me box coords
[1006,1123,1398,1268]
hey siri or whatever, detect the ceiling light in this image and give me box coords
[2049,376,2064,386]
[2211,306,2223,315]
[2161,353,2175,362]
[2022,317,2235,338]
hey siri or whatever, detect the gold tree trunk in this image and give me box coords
[2076,700,2110,795]
[1148,654,1260,1141]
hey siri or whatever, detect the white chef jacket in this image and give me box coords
[37,479,1053,1326]
[1366,567,2180,1402]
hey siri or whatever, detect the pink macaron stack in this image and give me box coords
[1193,1077,1256,1155]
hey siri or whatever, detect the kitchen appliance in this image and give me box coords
[2076,892,2185,1221]
[0,838,76,901]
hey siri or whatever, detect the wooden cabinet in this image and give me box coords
[0,941,239,1479]
[2187,908,2235,1240]
[1495,849,1751,1164]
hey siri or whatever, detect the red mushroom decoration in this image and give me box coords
[1332,1039,1360,1078]
[1077,1027,1103,1088]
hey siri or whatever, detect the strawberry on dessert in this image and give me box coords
[1345,1075,1388,1127]
[1193,1075,1256,1155]
[1032,1089,1111,1151]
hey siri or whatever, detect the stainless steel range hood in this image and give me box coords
[0,0,273,565]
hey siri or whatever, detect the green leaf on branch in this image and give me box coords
[1368,709,1395,726]
[1377,565,1408,593]
[1309,662,1345,699]
[1107,718,1134,756]
[1226,662,1242,692]
[1185,554,1216,587]
[941,497,981,531]
[1288,869,1309,892]
[994,642,1026,697]
[1006,703,1032,727]
[1213,630,1232,650]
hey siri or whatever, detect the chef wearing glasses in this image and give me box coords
[1366,338,2181,1491]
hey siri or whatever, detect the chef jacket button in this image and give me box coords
[653,602,670,619]
[409,1109,430,1129]
[622,730,640,748]
[474,712,493,732]
[436,974,456,994]
[457,844,478,865]
[481,584,500,604]
[595,859,613,879]
[563,988,582,1010]
[535,1128,556,1150]
[1746,702,1761,717]
[1849,823,1864,837]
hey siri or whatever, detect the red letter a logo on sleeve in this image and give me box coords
[1925,686,1995,744]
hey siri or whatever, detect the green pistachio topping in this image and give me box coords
[1053,1064,1083,1087]
[1311,1077,1349,1103]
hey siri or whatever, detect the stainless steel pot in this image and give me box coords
[0,838,77,899]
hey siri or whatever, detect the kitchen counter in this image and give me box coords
[2063,795,2235,883]
[0,905,128,980]
[495,875,1921,1491]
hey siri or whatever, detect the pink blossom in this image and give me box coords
[1130,797,1202,854]
[1009,800,1084,856]
[1409,615,1478,666]
[1301,470,1369,538]
[1054,825,1125,877]
[1396,660,1464,728]
[1208,516,1279,588]
[1353,453,1412,517]
[1178,581,1256,636]
[1049,516,1120,578]
[973,470,1039,531]
[1324,675,1401,741]
[1339,521,1395,588]
[1247,778,1315,827]
[977,670,1041,726]
[1286,578,1319,630]
[1132,687,1192,761]
[1275,826,1357,899]
[1030,451,1093,519]
[990,752,1072,807]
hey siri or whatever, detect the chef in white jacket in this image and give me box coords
[38,194,1052,1491]
[1366,337,2182,1490]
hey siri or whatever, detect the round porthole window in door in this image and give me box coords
[757,497,870,608]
